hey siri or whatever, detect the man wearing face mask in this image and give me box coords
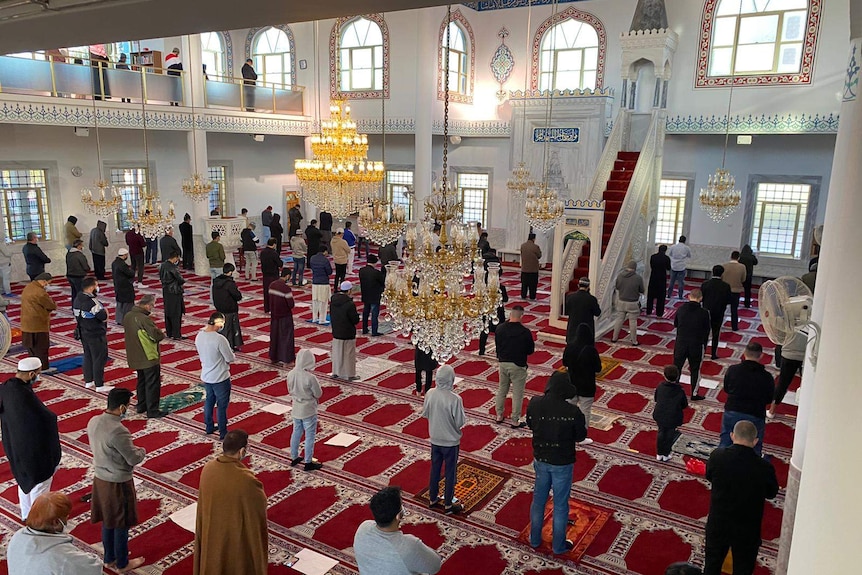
[74,278,112,392]
[87,388,146,572]
[0,357,62,521]
[112,248,135,325]
[123,295,167,419]
[20,272,58,372]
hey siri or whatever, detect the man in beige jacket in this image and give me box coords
[520,233,542,300]
[721,251,747,331]
[331,229,350,288]
[21,273,58,372]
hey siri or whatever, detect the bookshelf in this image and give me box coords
[130,50,163,73]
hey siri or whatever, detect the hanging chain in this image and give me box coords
[722,0,743,170]
[541,0,559,186]
[442,4,452,193]
[91,79,103,181]
[520,0,532,163]
[137,40,151,196]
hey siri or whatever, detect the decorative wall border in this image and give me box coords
[463,0,582,10]
[219,31,234,78]
[530,6,607,91]
[665,113,840,134]
[245,25,297,87]
[437,9,476,105]
[329,14,391,100]
[695,0,822,88]
[509,88,614,100]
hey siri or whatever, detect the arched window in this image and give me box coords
[531,7,606,92]
[437,9,475,103]
[201,32,226,78]
[697,0,821,87]
[251,26,294,87]
[331,15,390,99]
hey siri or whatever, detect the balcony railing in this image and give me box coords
[0,55,304,115]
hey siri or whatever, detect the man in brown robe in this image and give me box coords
[194,430,268,575]
[268,268,296,365]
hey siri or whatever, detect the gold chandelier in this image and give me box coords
[81,89,122,217]
[127,193,175,240]
[295,99,384,218]
[507,161,538,201]
[182,172,214,202]
[525,184,565,233]
[360,200,406,246]
[382,5,501,363]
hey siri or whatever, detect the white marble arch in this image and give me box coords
[548,201,605,338]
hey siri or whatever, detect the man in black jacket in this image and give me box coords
[564,277,601,342]
[719,342,774,456]
[304,219,322,267]
[494,306,535,428]
[330,281,360,380]
[704,420,779,575]
[0,357,62,520]
[159,227,182,265]
[112,248,135,325]
[240,221,260,280]
[22,232,51,280]
[527,371,587,555]
[65,238,90,308]
[379,241,399,273]
[701,265,732,360]
[260,238,283,313]
[288,204,303,238]
[74,278,111,391]
[241,58,257,111]
[159,251,186,340]
[319,211,333,253]
[647,245,671,316]
[673,288,711,401]
[212,263,244,350]
[358,254,385,336]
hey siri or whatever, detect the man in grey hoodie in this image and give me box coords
[89,220,109,280]
[288,349,323,471]
[421,365,466,515]
[612,260,644,345]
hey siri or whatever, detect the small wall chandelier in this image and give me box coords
[81,92,122,216]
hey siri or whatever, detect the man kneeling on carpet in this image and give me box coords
[354,486,442,575]
[422,365,465,515]
[527,370,587,555]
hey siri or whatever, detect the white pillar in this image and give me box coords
[785,34,862,574]
[184,34,212,277]
[414,8,435,210]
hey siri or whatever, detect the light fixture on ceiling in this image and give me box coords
[181,61,213,203]
[81,87,121,217]
[506,0,538,203]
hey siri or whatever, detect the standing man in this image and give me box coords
[144,226,158,266]
[318,211,333,253]
[0,357,61,520]
[379,240,399,272]
[241,58,258,112]
[74,278,111,392]
[288,350,323,470]
[195,312,235,440]
[304,219,322,268]
[721,251,747,332]
[159,251,186,340]
[330,281,360,380]
[87,388,146,572]
[21,273,57,371]
[288,203,303,238]
[331,229,350,287]
[22,232,51,281]
[195,430,268,575]
[673,288,711,401]
[0,238,14,296]
[701,265,731,360]
[124,226,146,285]
[520,233,542,300]
[159,227,181,266]
[719,342,774,456]
[494,305,535,428]
[667,236,692,300]
[88,220,109,280]
[611,261,644,346]
[268,269,296,365]
[343,221,357,275]
[527,370,587,555]
[260,205,273,247]
[359,254,384,336]
[422,365,466,515]
[212,264,244,351]
[64,215,82,249]
[259,238,282,314]
[738,245,759,308]
[241,221,260,280]
[310,248,332,324]
[564,277,600,343]
[289,231,308,286]
[353,487,442,575]
[206,232,226,282]
[112,248,135,326]
[647,244,671,316]
[704,420,779,575]
[179,213,195,271]
[123,295,168,419]
[65,238,90,307]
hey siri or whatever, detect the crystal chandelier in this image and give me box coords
[360,200,406,246]
[525,184,565,233]
[128,194,175,240]
[507,161,538,201]
[295,99,384,218]
[182,64,214,202]
[81,91,122,216]
[382,5,502,363]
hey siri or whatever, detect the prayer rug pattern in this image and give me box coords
[415,459,511,514]
[516,498,614,563]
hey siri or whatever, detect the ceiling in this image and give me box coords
[0,0,477,54]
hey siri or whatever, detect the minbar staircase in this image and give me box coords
[568,151,639,292]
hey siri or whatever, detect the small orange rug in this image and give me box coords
[416,459,510,514]
[517,498,613,562]
[597,356,622,380]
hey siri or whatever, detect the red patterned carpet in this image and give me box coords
[0,255,792,574]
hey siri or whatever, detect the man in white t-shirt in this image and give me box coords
[666,235,692,300]
[353,487,441,575]
[194,312,235,440]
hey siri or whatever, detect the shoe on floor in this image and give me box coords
[511,421,527,429]
[766,409,775,419]
[96,385,115,392]
[290,457,303,467]
[147,411,169,419]
[85,381,96,389]
[577,438,594,446]
[304,461,323,471]
[429,498,443,509]
[711,354,719,360]
[444,503,464,515]
[347,376,360,381]
[42,367,58,375]
[554,539,575,554]
[691,394,706,401]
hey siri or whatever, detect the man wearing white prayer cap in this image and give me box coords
[0,357,61,520]
[329,280,360,380]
